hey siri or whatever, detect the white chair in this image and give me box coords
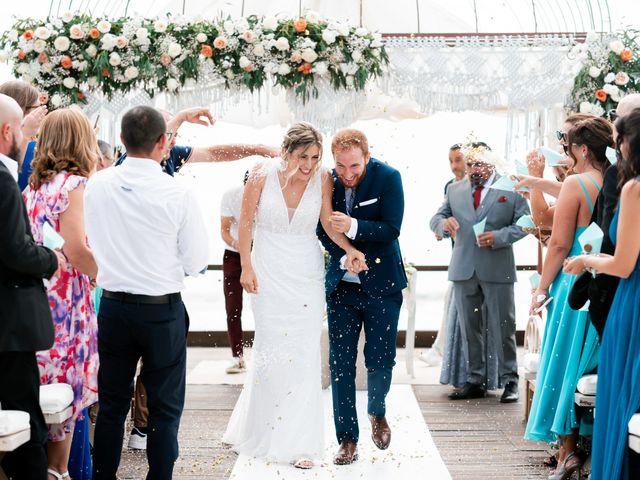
[0,410,30,452]
[574,374,597,408]
[524,314,545,420]
[40,384,74,425]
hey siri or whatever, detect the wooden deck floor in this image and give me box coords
[116,383,549,479]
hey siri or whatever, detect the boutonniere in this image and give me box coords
[498,195,507,203]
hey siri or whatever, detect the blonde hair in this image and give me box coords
[280,122,323,182]
[331,128,369,157]
[29,109,100,190]
[0,80,38,115]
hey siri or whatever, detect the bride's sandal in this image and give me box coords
[47,468,70,480]
[293,458,314,469]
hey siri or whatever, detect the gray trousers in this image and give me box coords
[453,273,518,387]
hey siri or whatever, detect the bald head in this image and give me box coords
[0,93,24,159]
[617,93,640,119]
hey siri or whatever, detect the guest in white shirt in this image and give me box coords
[85,106,208,480]
[220,173,249,374]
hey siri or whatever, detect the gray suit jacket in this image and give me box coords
[430,176,529,284]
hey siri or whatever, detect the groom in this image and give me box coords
[318,128,406,465]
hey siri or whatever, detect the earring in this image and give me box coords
[582,154,587,160]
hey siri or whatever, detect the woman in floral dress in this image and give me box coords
[23,109,100,480]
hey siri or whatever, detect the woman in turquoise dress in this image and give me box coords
[526,116,613,479]
[565,110,640,479]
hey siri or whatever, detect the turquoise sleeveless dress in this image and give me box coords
[524,174,601,442]
[590,195,640,479]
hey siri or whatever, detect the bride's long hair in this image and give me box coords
[280,122,323,186]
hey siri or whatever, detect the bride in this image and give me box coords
[222,122,366,469]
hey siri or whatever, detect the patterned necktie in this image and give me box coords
[345,188,355,214]
[473,185,484,209]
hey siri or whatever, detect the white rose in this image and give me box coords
[166,78,179,91]
[61,11,74,23]
[609,40,624,55]
[63,77,76,89]
[51,93,62,108]
[588,66,601,78]
[100,33,117,51]
[116,36,129,48]
[168,43,182,58]
[243,30,255,43]
[313,61,328,76]
[275,37,290,51]
[196,32,207,43]
[603,72,615,83]
[17,63,29,75]
[154,20,167,33]
[615,71,630,86]
[301,48,318,63]
[97,20,111,33]
[34,26,51,40]
[87,76,98,87]
[603,83,618,95]
[253,43,265,57]
[86,44,97,58]
[337,24,350,37]
[41,63,53,73]
[579,102,593,113]
[322,30,337,44]
[305,10,320,23]
[136,27,149,39]
[124,66,139,80]
[351,50,363,63]
[0,51,9,62]
[54,36,70,51]
[223,20,235,35]
[33,40,47,53]
[345,75,354,87]
[277,63,291,75]
[69,24,84,40]
[225,69,235,79]
[263,16,278,30]
[355,27,368,37]
[239,56,251,69]
[108,52,121,66]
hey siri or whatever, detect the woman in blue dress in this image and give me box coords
[526,116,613,479]
[564,109,640,479]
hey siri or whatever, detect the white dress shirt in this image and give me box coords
[0,153,18,182]
[220,185,243,252]
[84,156,209,296]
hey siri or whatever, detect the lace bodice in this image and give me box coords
[255,162,323,236]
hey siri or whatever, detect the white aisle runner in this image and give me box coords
[229,384,451,479]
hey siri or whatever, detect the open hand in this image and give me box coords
[22,105,48,139]
[526,149,545,177]
[176,107,215,127]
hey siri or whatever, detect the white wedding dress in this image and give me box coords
[222,162,325,462]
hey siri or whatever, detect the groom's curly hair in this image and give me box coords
[331,128,369,157]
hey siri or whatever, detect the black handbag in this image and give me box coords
[567,271,590,310]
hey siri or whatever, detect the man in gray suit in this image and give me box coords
[430,142,529,403]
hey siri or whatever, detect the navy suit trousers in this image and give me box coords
[93,297,187,480]
[327,281,402,444]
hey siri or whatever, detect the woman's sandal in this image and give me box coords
[293,458,314,469]
[47,468,70,480]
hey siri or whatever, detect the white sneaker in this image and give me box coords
[127,426,147,450]
[419,349,442,366]
[225,357,246,374]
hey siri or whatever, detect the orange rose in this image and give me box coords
[89,28,101,39]
[77,91,85,101]
[37,52,48,63]
[200,44,213,58]
[101,66,110,77]
[60,55,73,69]
[17,49,26,60]
[621,48,633,62]
[38,92,49,104]
[160,53,172,66]
[294,19,307,33]
[595,89,607,102]
[297,63,312,75]
[22,30,33,40]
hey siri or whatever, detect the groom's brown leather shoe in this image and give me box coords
[333,439,358,465]
[369,414,391,450]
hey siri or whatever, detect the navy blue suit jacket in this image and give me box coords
[318,158,407,298]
